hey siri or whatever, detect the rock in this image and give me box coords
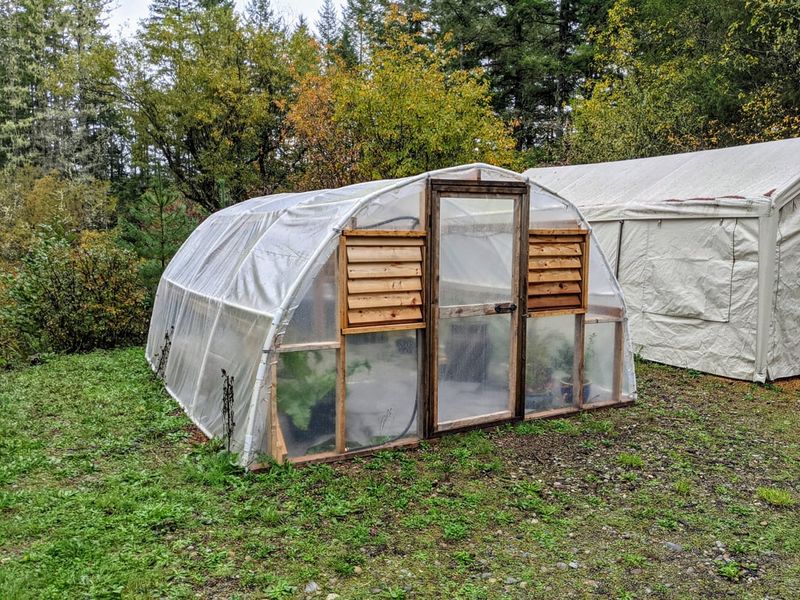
[505,577,519,584]
[519,581,528,589]
[480,572,493,579]
[487,578,497,584]
[568,561,580,569]
[555,562,568,570]
[325,595,339,600]
[664,542,683,552]
[353,566,363,575]
[304,581,320,594]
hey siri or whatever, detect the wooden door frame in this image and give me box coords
[423,179,530,438]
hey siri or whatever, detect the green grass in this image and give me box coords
[1,348,799,598]
[756,486,797,507]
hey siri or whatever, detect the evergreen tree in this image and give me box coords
[342,0,380,63]
[0,0,122,179]
[244,0,276,30]
[148,0,196,21]
[119,181,199,290]
[333,24,358,67]
[316,0,340,51]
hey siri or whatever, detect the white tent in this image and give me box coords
[147,164,636,466]
[525,138,800,382]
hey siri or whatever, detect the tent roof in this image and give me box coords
[524,138,800,220]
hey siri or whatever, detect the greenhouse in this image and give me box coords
[146,164,636,466]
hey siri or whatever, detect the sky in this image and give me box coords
[106,0,341,37]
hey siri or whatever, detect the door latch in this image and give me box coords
[494,302,517,314]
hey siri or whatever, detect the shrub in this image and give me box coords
[1,230,148,357]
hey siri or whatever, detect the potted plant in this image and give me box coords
[524,322,561,410]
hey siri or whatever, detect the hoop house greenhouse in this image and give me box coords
[146,164,636,466]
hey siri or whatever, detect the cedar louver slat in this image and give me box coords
[528,229,589,315]
[341,233,426,332]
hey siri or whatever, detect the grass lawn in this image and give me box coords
[1,348,799,599]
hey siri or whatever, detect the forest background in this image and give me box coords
[1,0,798,364]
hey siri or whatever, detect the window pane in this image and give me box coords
[346,331,420,450]
[525,314,576,413]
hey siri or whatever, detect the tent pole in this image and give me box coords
[615,220,624,279]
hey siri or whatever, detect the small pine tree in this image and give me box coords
[316,0,340,51]
[244,0,276,29]
[120,182,199,291]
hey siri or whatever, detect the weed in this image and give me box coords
[442,521,469,541]
[618,452,644,468]
[672,479,692,496]
[657,518,678,530]
[514,421,546,435]
[453,550,475,568]
[756,487,796,507]
[718,561,744,581]
[622,553,649,567]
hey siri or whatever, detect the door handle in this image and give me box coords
[494,302,517,314]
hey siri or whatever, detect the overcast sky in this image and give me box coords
[106,0,341,37]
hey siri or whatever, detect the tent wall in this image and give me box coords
[590,217,761,380]
[768,199,800,378]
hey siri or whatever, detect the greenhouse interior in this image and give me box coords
[146,164,636,466]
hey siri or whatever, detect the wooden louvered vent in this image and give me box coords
[528,229,589,314]
[340,232,426,334]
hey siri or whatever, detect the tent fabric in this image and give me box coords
[147,163,635,466]
[525,138,800,382]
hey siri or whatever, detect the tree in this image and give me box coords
[564,0,800,162]
[244,0,276,29]
[288,30,519,189]
[428,0,612,154]
[0,0,122,178]
[119,181,200,291]
[117,3,300,211]
[342,0,381,63]
[316,0,340,52]
[148,0,196,21]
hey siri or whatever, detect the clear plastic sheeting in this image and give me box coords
[280,252,338,346]
[438,315,512,424]
[439,196,514,306]
[277,350,337,458]
[146,162,637,466]
[525,315,576,413]
[345,331,420,449]
[350,179,425,231]
[583,322,616,404]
